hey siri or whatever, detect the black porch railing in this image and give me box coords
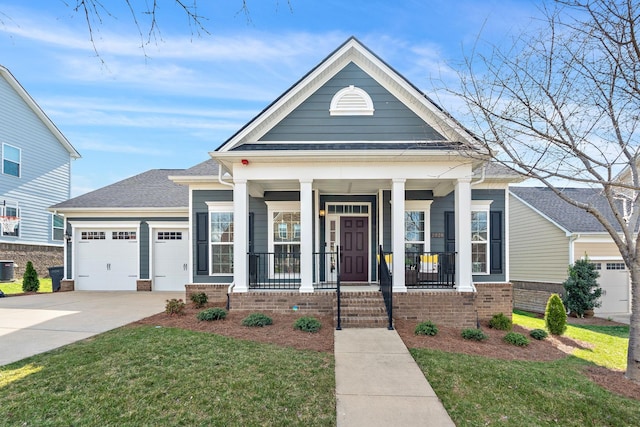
[248,252,339,290]
[379,246,393,330]
[404,251,456,288]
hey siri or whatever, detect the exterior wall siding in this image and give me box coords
[260,63,445,142]
[0,75,73,247]
[192,189,232,283]
[574,241,623,260]
[510,195,570,283]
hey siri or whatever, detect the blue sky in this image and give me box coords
[0,0,540,196]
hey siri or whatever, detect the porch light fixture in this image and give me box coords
[319,209,326,217]
[241,159,249,166]
[64,231,72,242]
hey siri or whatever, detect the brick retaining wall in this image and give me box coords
[512,281,563,313]
[475,283,513,320]
[185,284,229,304]
[393,291,477,328]
[229,291,335,316]
[0,243,63,279]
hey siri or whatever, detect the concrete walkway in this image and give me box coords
[0,291,180,366]
[335,328,455,427]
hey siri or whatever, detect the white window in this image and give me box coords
[208,202,234,275]
[471,201,493,274]
[329,85,374,116]
[112,231,136,240]
[157,231,182,240]
[404,201,432,266]
[267,201,301,276]
[3,144,20,177]
[1,202,20,237]
[606,262,626,270]
[81,231,105,240]
[52,214,64,241]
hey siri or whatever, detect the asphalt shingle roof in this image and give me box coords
[510,187,621,233]
[51,169,189,209]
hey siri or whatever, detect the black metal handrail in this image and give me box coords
[335,246,341,330]
[248,251,340,290]
[404,251,456,289]
[379,246,393,330]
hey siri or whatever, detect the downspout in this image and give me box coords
[471,165,486,187]
[569,233,581,265]
[218,166,236,297]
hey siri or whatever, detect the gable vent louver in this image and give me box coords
[329,85,374,116]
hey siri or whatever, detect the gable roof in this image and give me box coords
[50,169,188,210]
[0,65,81,159]
[510,187,622,233]
[215,37,481,154]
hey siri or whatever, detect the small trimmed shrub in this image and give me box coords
[190,292,208,308]
[488,313,512,331]
[562,257,602,317]
[545,293,567,336]
[504,332,529,347]
[461,328,488,341]
[414,321,438,336]
[22,261,40,293]
[242,313,273,327]
[530,329,548,340]
[165,298,186,316]
[197,307,227,321]
[294,317,322,333]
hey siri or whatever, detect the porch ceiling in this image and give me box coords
[249,178,453,195]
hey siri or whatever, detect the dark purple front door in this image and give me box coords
[340,217,368,282]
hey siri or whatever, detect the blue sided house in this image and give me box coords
[51,38,520,327]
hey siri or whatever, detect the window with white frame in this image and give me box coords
[471,201,492,274]
[3,144,20,177]
[404,201,432,266]
[267,201,301,276]
[1,202,20,237]
[52,214,64,241]
[208,202,234,275]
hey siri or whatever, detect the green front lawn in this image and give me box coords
[0,278,53,294]
[0,326,335,426]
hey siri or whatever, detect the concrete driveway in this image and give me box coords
[0,291,182,366]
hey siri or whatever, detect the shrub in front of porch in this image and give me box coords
[165,299,186,316]
[461,328,488,341]
[545,294,567,336]
[503,332,529,347]
[294,317,322,333]
[197,308,227,321]
[242,313,273,327]
[190,292,208,308]
[414,321,438,336]
[488,313,512,331]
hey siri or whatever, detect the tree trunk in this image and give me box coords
[626,264,640,382]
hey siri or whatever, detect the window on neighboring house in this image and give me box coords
[52,214,64,241]
[1,204,20,237]
[267,202,301,276]
[471,201,492,274]
[209,206,234,275]
[404,201,432,267]
[3,144,21,177]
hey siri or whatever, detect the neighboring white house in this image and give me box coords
[510,187,631,315]
[0,65,80,277]
[51,38,520,328]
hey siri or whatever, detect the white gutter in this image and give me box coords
[218,167,234,188]
[471,165,486,187]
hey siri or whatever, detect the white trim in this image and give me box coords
[208,201,235,278]
[470,200,493,276]
[329,85,374,116]
[2,143,21,178]
[504,188,510,282]
[52,213,64,242]
[266,200,302,280]
[69,221,139,229]
[404,200,433,254]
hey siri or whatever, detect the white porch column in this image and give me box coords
[455,178,474,292]
[233,179,249,292]
[392,178,407,292]
[299,179,314,293]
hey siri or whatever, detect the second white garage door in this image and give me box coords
[75,229,138,291]
[594,261,630,314]
[152,229,189,291]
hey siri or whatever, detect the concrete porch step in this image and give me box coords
[335,291,390,328]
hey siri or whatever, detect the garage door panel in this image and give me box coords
[594,262,630,314]
[153,229,189,291]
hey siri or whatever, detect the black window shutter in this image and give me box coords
[490,211,503,274]
[196,212,209,275]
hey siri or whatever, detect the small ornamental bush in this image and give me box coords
[545,293,567,336]
[489,313,512,331]
[190,292,208,308]
[165,298,186,316]
[414,321,439,336]
[242,313,273,327]
[562,257,602,317]
[530,329,548,340]
[294,317,322,333]
[461,328,488,341]
[504,332,530,347]
[197,307,227,321]
[22,261,40,293]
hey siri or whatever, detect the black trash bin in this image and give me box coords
[48,266,64,292]
[0,261,14,282]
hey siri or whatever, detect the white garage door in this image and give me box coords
[153,229,189,291]
[594,261,630,314]
[75,229,138,291]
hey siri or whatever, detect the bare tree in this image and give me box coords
[452,0,640,381]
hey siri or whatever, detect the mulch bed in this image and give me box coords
[135,304,640,401]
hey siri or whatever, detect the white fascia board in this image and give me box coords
[53,207,188,217]
[169,175,230,186]
[509,190,572,236]
[573,233,622,243]
[147,221,189,229]
[0,66,81,159]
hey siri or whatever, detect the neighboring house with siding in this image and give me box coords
[0,65,80,278]
[510,187,631,315]
[52,37,520,328]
